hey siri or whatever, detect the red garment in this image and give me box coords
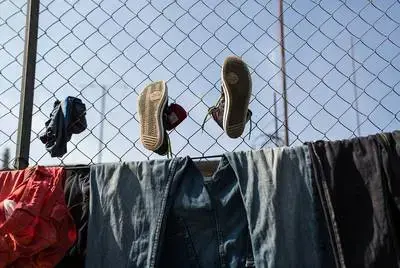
[165,103,187,130]
[0,167,76,267]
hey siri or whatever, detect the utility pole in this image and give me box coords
[77,83,107,163]
[350,35,361,136]
[78,83,131,163]
[273,91,279,142]
[270,50,281,146]
[97,85,106,163]
[2,148,10,170]
[78,82,132,163]
[278,0,289,146]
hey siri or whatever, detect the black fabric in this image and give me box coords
[308,131,400,268]
[57,167,90,268]
[310,164,337,268]
[40,96,87,157]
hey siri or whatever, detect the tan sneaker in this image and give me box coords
[138,80,169,153]
[202,56,252,138]
[221,56,252,138]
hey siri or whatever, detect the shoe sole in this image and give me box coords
[138,80,168,151]
[221,56,252,138]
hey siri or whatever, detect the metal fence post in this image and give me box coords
[14,0,40,169]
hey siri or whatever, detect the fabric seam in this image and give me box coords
[376,133,400,265]
[149,158,178,268]
[309,143,346,268]
[176,214,201,267]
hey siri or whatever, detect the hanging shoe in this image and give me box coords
[138,81,187,157]
[152,103,187,157]
[203,56,252,138]
[165,103,187,131]
[138,80,170,155]
[202,89,253,138]
[153,130,172,157]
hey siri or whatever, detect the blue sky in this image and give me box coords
[0,0,399,165]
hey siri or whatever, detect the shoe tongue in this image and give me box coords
[165,103,187,131]
[210,107,224,129]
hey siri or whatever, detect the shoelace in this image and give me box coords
[248,116,252,140]
[161,108,173,158]
[201,107,253,140]
[201,107,216,131]
[201,93,224,131]
[166,134,172,158]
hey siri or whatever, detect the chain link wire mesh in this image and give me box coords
[1,0,400,166]
[0,0,26,168]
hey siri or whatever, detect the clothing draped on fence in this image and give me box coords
[0,131,399,267]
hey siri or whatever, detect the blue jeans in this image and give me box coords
[225,146,322,267]
[159,157,253,267]
[86,146,322,267]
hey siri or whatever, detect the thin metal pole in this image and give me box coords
[97,85,106,163]
[273,92,278,136]
[350,36,361,136]
[278,0,289,146]
[14,0,40,169]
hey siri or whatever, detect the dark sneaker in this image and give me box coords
[154,130,171,156]
[203,56,252,138]
[138,80,168,153]
[202,88,252,137]
[221,56,252,138]
[153,103,186,156]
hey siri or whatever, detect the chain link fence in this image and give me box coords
[0,0,26,168]
[1,0,400,166]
